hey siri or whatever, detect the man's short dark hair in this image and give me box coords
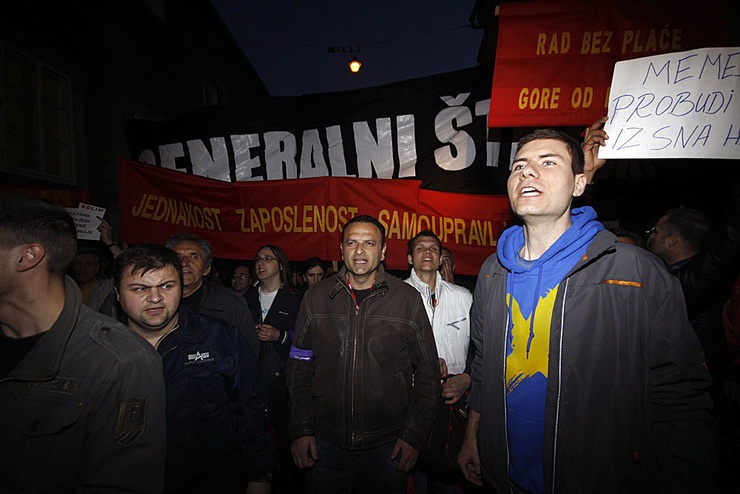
[302,257,328,274]
[516,128,585,175]
[441,246,455,263]
[113,244,183,290]
[407,229,442,256]
[611,228,646,249]
[662,208,710,252]
[342,215,386,245]
[0,194,77,276]
[232,263,252,275]
[74,242,101,259]
[165,233,213,267]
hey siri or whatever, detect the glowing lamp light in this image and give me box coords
[349,56,362,73]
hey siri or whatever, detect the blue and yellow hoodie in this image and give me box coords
[496,206,603,493]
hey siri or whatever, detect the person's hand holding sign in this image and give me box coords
[582,116,610,184]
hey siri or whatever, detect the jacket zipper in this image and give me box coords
[350,296,359,446]
[502,305,513,494]
[545,252,602,491]
[347,284,383,447]
[550,277,569,493]
[160,344,178,360]
[499,241,608,492]
[502,278,568,493]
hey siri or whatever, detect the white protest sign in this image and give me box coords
[79,202,105,234]
[600,47,740,160]
[64,208,100,240]
[78,202,105,215]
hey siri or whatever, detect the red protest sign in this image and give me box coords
[488,0,728,127]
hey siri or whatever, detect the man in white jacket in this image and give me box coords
[406,230,472,387]
[406,230,473,492]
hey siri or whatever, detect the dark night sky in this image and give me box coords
[210,0,484,96]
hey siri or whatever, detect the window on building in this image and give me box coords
[1,44,75,183]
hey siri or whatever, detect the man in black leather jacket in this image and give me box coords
[287,215,440,493]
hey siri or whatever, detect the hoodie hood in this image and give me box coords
[498,206,604,274]
[497,206,603,320]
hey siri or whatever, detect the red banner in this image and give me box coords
[488,0,728,128]
[119,158,513,275]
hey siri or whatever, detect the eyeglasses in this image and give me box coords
[255,255,277,264]
[231,273,249,279]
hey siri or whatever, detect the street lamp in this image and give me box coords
[349,56,362,73]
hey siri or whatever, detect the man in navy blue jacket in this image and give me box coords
[113,243,273,493]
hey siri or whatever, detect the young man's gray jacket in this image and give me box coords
[0,277,167,493]
[469,230,716,493]
[287,264,440,451]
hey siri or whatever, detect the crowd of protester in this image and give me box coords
[1,119,738,494]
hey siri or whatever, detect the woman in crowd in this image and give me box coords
[246,245,303,493]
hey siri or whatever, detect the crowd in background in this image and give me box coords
[2,121,738,494]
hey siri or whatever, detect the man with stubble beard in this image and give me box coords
[287,215,440,493]
[114,243,272,493]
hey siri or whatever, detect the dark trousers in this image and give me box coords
[305,437,408,494]
[268,381,305,493]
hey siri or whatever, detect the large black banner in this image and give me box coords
[125,65,522,195]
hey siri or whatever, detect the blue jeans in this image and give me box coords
[305,437,408,494]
